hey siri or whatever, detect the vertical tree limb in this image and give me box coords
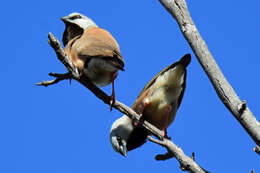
[158,0,260,148]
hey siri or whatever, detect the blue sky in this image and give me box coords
[1,1,260,172]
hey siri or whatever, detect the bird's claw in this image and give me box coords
[162,130,171,140]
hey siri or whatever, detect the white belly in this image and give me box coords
[84,58,118,86]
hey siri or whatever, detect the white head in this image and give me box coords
[61,12,98,30]
[110,116,133,157]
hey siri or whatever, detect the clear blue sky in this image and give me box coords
[1,1,260,172]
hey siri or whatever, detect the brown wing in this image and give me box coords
[75,27,124,70]
[131,93,144,113]
[64,35,81,56]
[63,35,83,71]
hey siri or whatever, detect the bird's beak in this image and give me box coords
[119,145,127,157]
[61,16,69,23]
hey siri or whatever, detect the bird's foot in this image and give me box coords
[133,114,144,127]
[109,74,116,112]
[162,130,171,140]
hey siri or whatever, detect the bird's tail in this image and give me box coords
[179,53,191,68]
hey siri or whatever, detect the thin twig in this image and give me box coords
[36,72,71,87]
[192,152,195,161]
[155,152,174,161]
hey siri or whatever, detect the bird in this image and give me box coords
[61,12,97,46]
[110,54,191,157]
[63,12,125,110]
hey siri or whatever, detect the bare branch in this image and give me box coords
[147,135,205,172]
[37,32,210,173]
[159,0,260,148]
[47,33,80,78]
[147,134,209,173]
[147,135,209,173]
[164,139,209,173]
[147,135,167,146]
[36,72,71,86]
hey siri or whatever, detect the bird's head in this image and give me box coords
[61,12,97,30]
[110,116,133,157]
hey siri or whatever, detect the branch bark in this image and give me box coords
[37,32,209,173]
[159,0,260,149]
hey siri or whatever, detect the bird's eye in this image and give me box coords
[116,136,121,141]
[116,136,123,145]
[70,15,81,20]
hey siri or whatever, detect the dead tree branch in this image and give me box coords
[147,136,210,173]
[36,72,72,86]
[158,0,260,151]
[37,32,209,173]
